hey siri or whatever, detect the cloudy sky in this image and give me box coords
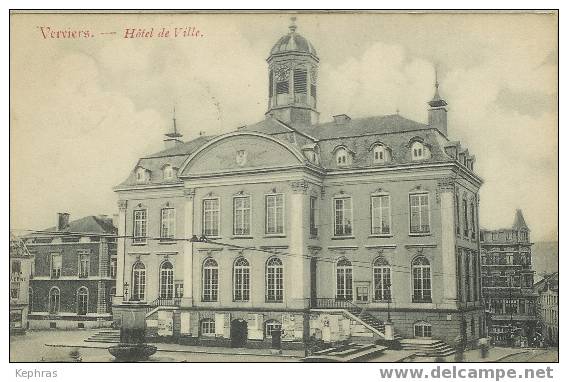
[10,11,557,241]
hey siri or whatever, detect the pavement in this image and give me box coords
[11,330,558,363]
[10,329,303,362]
[45,340,304,359]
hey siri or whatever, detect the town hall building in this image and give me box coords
[112,19,484,351]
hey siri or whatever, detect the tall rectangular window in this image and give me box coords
[51,253,62,279]
[265,194,284,235]
[334,197,353,236]
[203,199,220,237]
[409,193,430,234]
[133,209,147,244]
[110,258,117,278]
[371,195,391,235]
[160,208,176,239]
[310,196,319,236]
[202,259,219,302]
[470,201,476,238]
[233,196,251,236]
[78,251,90,278]
[463,198,469,235]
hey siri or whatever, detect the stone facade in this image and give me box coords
[23,214,117,330]
[480,210,538,346]
[534,272,558,346]
[10,234,34,334]
[113,20,484,349]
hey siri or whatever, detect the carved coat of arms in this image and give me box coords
[236,150,247,166]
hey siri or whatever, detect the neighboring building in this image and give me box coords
[113,19,484,350]
[10,233,34,334]
[534,272,558,346]
[23,213,117,329]
[480,210,538,346]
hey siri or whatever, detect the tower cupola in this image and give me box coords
[266,17,319,126]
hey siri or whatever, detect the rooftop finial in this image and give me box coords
[172,105,177,134]
[434,64,439,89]
[289,16,297,33]
[165,104,183,139]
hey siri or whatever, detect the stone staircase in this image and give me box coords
[310,298,403,341]
[399,338,456,357]
[303,343,388,362]
[85,329,120,344]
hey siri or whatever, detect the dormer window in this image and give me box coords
[136,167,149,183]
[163,164,175,180]
[334,146,351,167]
[370,143,391,165]
[410,140,430,161]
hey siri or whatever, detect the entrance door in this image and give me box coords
[230,319,248,348]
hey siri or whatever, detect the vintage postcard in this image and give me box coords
[9,9,558,371]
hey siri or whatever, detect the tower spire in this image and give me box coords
[427,64,448,135]
[429,64,447,107]
[166,105,183,139]
[164,105,183,149]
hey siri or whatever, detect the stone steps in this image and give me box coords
[399,339,456,357]
[303,343,388,362]
[85,329,120,344]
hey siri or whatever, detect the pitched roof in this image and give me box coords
[41,215,117,236]
[116,135,214,188]
[295,114,430,140]
[512,209,529,230]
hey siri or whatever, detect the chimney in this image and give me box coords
[57,212,70,231]
[333,114,351,125]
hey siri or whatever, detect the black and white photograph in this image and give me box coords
[8,8,559,372]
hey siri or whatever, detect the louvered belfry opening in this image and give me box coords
[294,68,307,93]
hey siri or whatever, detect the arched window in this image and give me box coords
[265,320,282,338]
[28,287,33,312]
[336,258,353,301]
[411,141,429,161]
[201,318,216,336]
[202,258,219,302]
[136,167,148,183]
[132,262,146,301]
[412,257,432,302]
[335,147,349,167]
[371,144,390,164]
[77,287,89,315]
[266,257,283,302]
[163,164,175,180]
[48,287,60,315]
[160,261,174,299]
[414,321,432,338]
[233,257,250,302]
[373,257,391,301]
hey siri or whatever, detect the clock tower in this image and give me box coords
[266,17,319,126]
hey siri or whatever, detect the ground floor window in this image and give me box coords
[265,320,282,338]
[414,321,432,338]
[201,319,215,336]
